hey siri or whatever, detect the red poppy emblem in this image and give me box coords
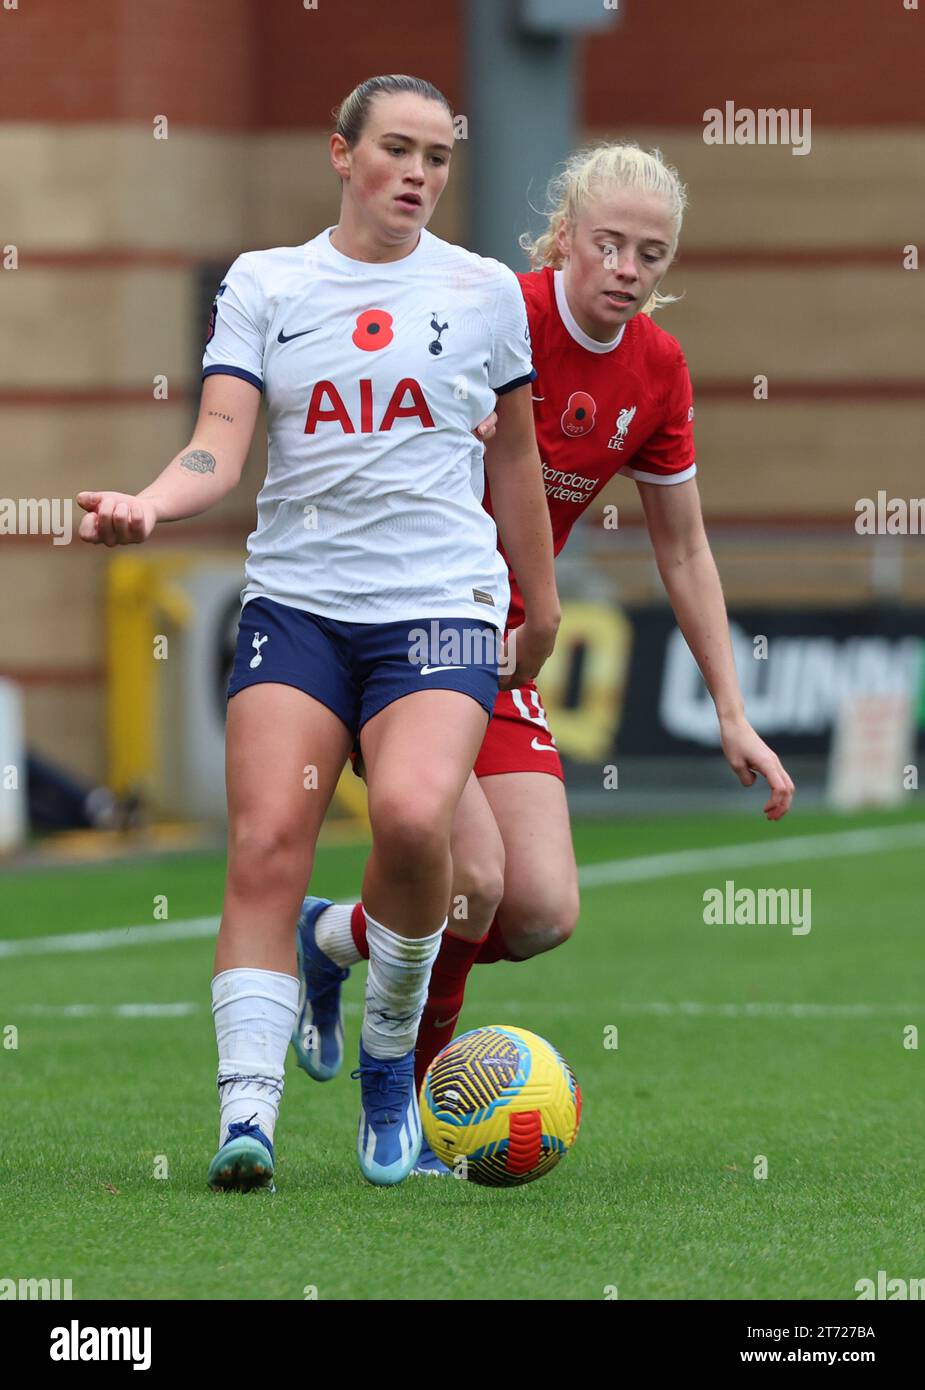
[561,390,597,438]
[353,309,394,351]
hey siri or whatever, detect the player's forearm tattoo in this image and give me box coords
[179,450,217,475]
[207,410,234,423]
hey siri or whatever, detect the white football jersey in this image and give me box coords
[202,226,535,629]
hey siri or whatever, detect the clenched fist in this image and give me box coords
[77,492,158,546]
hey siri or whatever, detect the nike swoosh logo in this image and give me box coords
[277,327,321,343]
[433,1015,459,1029]
[530,737,557,751]
[420,665,464,675]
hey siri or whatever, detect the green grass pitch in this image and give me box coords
[1,804,922,1300]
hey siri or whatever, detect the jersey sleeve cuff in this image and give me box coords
[202,364,264,392]
[620,461,697,486]
[494,368,538,396]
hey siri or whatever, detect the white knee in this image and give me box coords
[500,886,579,958]
[451,853,506,931]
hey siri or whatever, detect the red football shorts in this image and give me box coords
[349,683,564,782]
[473,682,564,781]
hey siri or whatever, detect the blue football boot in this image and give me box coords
[292,896,350,1081]
[411,1135,451,1177]
[352,1042,422,1186]
[208,1117,275,1193]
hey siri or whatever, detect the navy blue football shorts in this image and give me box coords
[227,596,500,735]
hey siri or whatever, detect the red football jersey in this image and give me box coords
[484,266,697,631]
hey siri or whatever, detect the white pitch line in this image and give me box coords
[8,1000,918,1022]
[1,822,923,961]
[15,1002,200,1018]
[490,1000,922,1019]
[0,916,219,959]
[577,821,925,888]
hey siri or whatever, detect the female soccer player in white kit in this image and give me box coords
[76,75,560,1190]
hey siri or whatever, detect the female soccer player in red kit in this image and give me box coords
[293,142,795,1173]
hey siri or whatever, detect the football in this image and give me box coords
[420,1025,582,1186]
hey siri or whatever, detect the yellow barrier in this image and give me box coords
[536,600,634,763]
[106,554,193,798]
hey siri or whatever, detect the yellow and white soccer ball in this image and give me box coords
[420,1025,582,1186]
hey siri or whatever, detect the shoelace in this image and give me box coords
[226,1115,265,1143]
[307,956,349,1016]
[350,1062,407,1125]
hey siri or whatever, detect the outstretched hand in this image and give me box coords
[720,717,795,820]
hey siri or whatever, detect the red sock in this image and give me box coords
[350,901,370,959]
[473,915,524,965]
[351,903,520,965]
[414,929,485,1093]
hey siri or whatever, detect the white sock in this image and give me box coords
[212,967,299,1148]
[363,910,445,1060]
[315,902,362,967]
